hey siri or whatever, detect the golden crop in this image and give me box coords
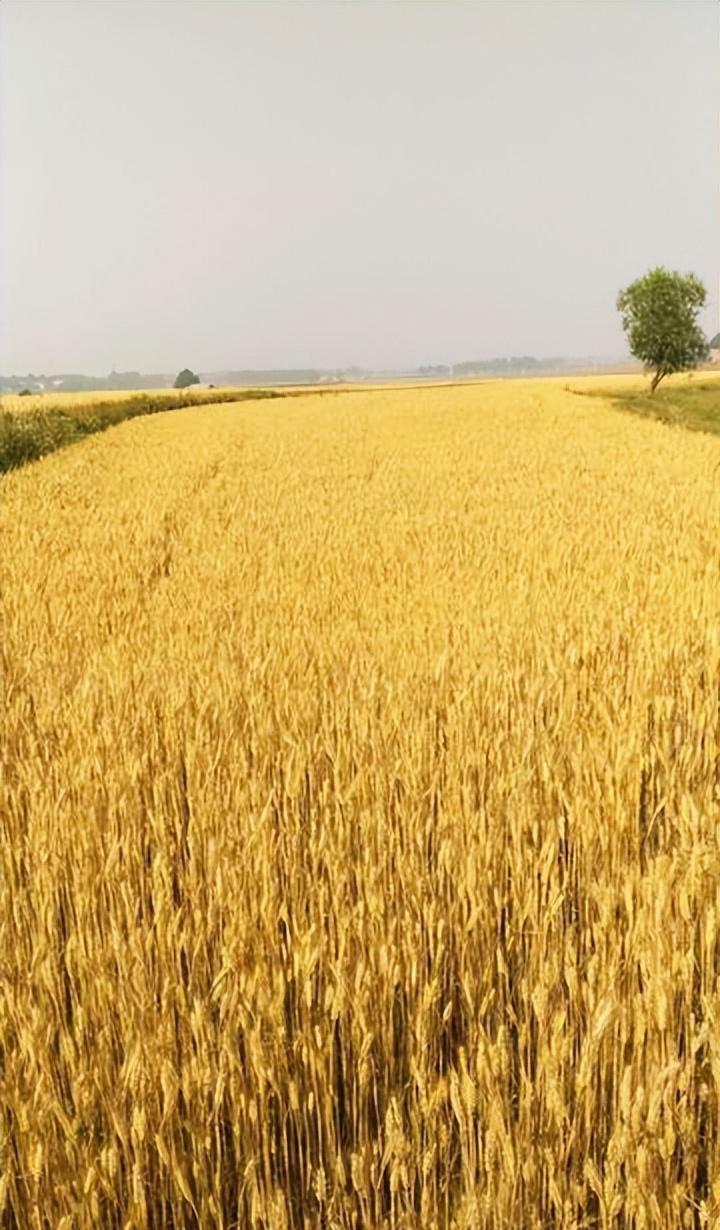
[2,378,720,1229]
[0,386,244,417]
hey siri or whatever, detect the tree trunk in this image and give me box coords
[650,369,665,394]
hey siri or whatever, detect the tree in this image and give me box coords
[173,368,200,389]
[617,268,709,393]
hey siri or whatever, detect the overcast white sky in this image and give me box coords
[0,0,718,374]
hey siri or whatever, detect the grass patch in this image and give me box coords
[0,388,280,473]
[576,378,720,437]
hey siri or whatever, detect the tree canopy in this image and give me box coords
[173,368,200,389]
[617,268,709,393]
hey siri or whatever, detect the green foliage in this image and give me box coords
[173,368,200,389]
[617,268,709,393]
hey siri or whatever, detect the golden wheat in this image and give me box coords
[0,386,247,417]
[1,378,720,1229]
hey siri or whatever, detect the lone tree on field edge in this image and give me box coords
[617,267,709,393]
[173,368,200,389]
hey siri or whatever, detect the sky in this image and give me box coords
[0,0,718,375]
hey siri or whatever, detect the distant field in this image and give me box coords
[2,379,720,1228]
[0,385,247,416]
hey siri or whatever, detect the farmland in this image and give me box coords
[579,377,720,440]
[2,377,720,1228]
[0,387,279,473]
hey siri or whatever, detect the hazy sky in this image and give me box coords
[0,0,718,374]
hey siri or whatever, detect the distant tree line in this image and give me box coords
[418,357,565,377]
[0,372,173,394]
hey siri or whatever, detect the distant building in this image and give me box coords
[709,332,720,365]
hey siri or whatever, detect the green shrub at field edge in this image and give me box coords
[576,379,720,438]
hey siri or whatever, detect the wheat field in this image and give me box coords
[0,388,248,417]
[2,378,720,1229]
